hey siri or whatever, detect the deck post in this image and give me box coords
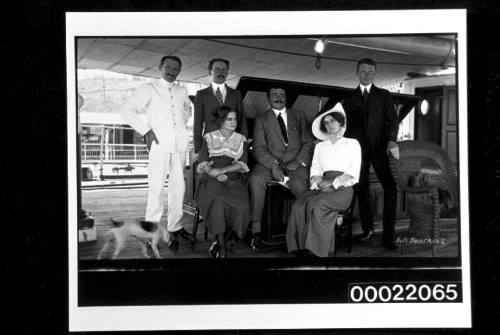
[99,125,104,180]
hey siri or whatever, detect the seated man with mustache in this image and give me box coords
[248,87,314,250]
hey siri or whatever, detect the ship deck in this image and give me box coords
[79,187,459,260]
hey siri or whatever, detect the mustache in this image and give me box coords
[273,100,285,103]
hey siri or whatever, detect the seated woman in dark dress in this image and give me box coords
[286,103,362,257]
[196,105,250,258]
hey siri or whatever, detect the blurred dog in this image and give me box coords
[97,218,170,259]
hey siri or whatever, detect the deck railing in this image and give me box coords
[81,143,194,165]
[81,143,149,162]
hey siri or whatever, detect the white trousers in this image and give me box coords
[145,151,186,232]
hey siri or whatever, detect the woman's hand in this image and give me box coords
[310,175,322,189]
[201,161,214,174]
[208,167,224,178]
[318,178,334,192]
[320,186,334,193]
[318,178,333,189]
[216,174,228,182]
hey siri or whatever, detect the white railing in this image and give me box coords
[81,143,149,162]
[81,143,195,165]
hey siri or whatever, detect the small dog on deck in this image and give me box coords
[97,218,171,259]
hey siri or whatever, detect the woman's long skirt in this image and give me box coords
[286,187,353,257]
[196,177,249,238]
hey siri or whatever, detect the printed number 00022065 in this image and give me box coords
[348,282,462,303]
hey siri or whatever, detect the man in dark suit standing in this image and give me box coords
[342,58,400,250]
[249,87,314,250]
[193,58,247,154]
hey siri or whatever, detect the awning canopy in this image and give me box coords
[77,36,456,89]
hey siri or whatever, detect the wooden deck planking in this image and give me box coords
[79,187,458,259]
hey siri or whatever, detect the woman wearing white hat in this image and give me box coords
[286,103,362,257]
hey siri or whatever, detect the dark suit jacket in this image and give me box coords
[193,85,247,153]
[342,85,398,153]
[252,108,314,171]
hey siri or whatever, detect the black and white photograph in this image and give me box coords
[66,10,471,331]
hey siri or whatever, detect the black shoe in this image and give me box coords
[250,233,262,251]
[242,230,253,244]
[296,249,318,258]
[303,250,319,258]
[383,241,399,251]
[359,230,374,242]
[209,241,220,258]
[173,228,192,240]
[168,239,179,252]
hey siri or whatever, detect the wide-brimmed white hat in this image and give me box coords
[311,102,347,141]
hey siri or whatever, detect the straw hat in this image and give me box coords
[311,102,347,141]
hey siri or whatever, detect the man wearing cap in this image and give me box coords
[120,55,193,252]
[193,58,247,154]
[342,58,400,250]
[249,87,314,250]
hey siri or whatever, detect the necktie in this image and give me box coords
[363,88,369,100]
[277,113,288,144]
[362,88,369,133]
[215,87,224,105]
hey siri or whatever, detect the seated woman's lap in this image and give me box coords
[301,187,353,212]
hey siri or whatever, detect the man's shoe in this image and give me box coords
[173,228,192,240]
[168,239,179,252]
[299,249,318,258]
[359,230,374,242]
[250,233,262,251]
[208,241,220,258]
[383,241,399,251]
[242,230,253,244]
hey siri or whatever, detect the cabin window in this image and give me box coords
[81,126,102,143]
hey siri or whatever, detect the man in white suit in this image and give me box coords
[120,55,192,251]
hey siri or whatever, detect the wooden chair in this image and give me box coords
[261,181,358,257]
[333,187,358,256]
[388,140,458,256]
[261,182,295,244]
[191,160,208,249]
[190,160,238,252]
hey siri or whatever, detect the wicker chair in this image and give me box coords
[388,140,458,256]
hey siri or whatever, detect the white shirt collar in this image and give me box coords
[359,83,373,93]
[272,107,286,117]
[211,82,226,92]
[160,77,174,88]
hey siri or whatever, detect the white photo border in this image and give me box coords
[67,10,470,331]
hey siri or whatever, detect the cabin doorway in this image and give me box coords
[415,86,457,162]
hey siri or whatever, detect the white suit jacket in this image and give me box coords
[121,78,191,154]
